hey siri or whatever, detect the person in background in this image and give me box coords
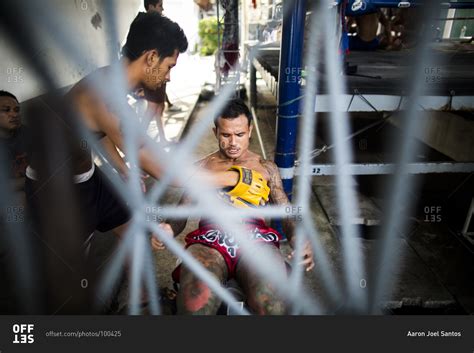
[139,0,182,143]
[0,90,30,193]
[347,11,400,51]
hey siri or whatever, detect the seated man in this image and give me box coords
[170,99,314,315]
[348,11,396,51]
[0,90,30,314]
[0,90,30,194]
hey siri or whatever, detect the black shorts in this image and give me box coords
[25,166,130,238]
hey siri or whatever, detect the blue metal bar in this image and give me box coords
[275,0,306,200]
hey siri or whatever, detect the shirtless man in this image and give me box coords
[25,13,256,247]
[170,99,315,315]
[22,13,267,314]
[348,11,395,51]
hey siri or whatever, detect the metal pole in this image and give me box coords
[461,197,474,236]
[275,0,306,199]
[216,0,221,91]
[250,106,267,160]
[250,58,257,109]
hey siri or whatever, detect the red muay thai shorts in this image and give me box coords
[172,218,282,282]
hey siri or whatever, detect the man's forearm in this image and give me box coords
[138,147,164,180]
[282,216,295,243]
[101,136,129,175]
[139,147,239,188]
[167,193,192,236]
[262,160,297,243]
[204,170,239,188]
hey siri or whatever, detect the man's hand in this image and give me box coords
[288,238,315,272]
[151,223,174,250]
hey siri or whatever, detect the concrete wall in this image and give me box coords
[0,0,141,102]
[418,111,474,162]
[390,111,474,162]
[162,0,199,53]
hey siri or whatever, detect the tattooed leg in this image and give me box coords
[177,244,228,315]
[235,244,287,315]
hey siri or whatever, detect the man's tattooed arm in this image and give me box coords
[262,159,315,271]
[167,193,193,236]
[261,160,295,241]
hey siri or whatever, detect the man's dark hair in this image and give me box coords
[0,90,19,102]
[144,0,161,11]
[122,12,187,61]
[214,98,253,127]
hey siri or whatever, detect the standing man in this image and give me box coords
[145,0,164,14]
[25,13,191,248]
[170,99,314,315]
[140,0,181,143]
[26,12,252,245]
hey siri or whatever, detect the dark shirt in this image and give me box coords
[25,90,93,175]
[0,126,30,178]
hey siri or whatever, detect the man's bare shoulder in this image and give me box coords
[243,150,270,166]
[67,73,102,108]
[68,65,111,97]
[260,158,279,175]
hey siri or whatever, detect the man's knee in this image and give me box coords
[247,285,286,315]
[236,245,288,315]
[177,271,221,315]
[176,245,228,315]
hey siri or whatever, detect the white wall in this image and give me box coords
[162,0,199,54]
[0,0,141,102]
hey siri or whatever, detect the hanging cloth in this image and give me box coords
[221,0,239,75]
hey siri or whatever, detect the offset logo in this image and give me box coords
[12,324,34,344]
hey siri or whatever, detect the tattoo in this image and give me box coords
[167,193,192,236]
[236,245,287,315]
[177,245,227,315]
[182,281,212,312]
[261,160,295,241]
[252,284,286,315]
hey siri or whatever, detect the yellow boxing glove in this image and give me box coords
[221,166,270,208]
